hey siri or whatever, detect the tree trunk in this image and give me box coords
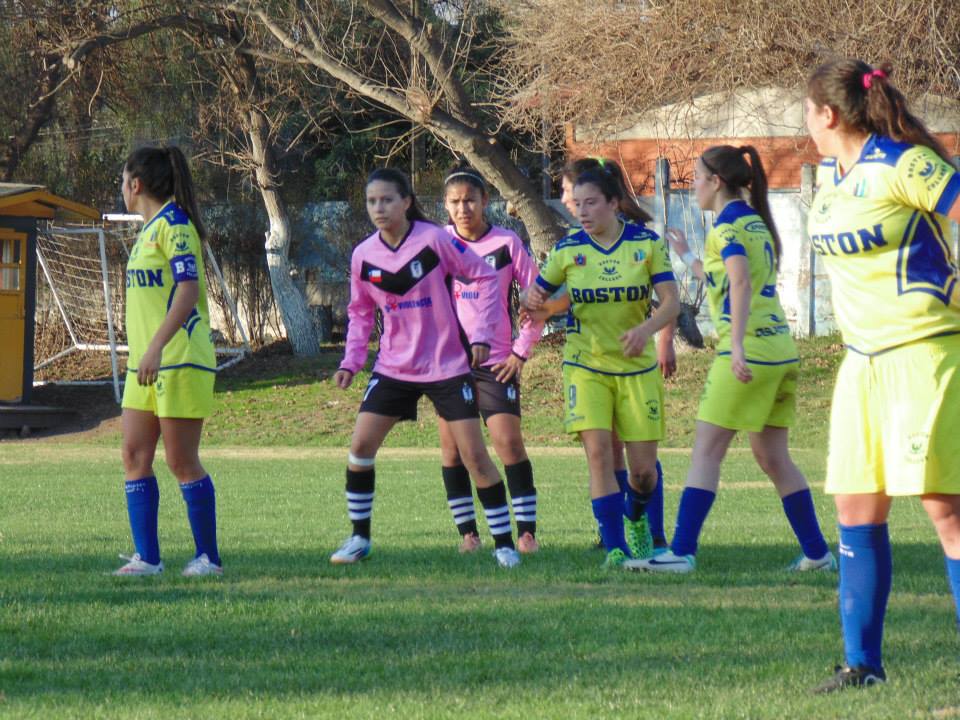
[246,107,320,356]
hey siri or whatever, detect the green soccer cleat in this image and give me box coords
[625,514,653,560]
[602,547,629,569]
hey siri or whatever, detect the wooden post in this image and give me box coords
[798,163,816,338]
[653,157,670,238]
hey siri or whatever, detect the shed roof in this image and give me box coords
[0,183,100,221]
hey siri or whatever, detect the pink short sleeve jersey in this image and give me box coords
[340,220,500,382]
[446,224,545,365]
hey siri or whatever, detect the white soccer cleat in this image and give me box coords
[788,551,837,572]
[330,535,372,564]
[623,549,695,574]
[112,553,163,576]
[182,553,223,577]
[493,546,521,568]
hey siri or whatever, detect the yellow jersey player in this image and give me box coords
[524,165,679,568]
[637,145,832,577]
[113,146,221,577]
[804,59,960,693]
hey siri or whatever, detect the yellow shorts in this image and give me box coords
[562,363,664,441]
[826,334,960,496]
[697,355,798,432]
[121,367,216,419]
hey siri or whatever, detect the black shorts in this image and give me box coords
[474,365,521,421]
[359,372,480,422]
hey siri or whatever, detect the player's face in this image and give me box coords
[561,176,577,216]
[804,97,834,156]
[574,182,618,235]
[366,180,412,232]
[444,182,488,236]
[692,159,718,211]
[120,170,138,214]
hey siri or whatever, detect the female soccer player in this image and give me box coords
[524,165,680,567]
[114,146,221,577]
[333,168,522,568]
[802,60,960,693]
[631,145,833,577]
[437,166,544,555]
[552,158,674,555]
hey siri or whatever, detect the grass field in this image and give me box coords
[3,337,960,718]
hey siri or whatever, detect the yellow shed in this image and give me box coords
[0,184,99,404]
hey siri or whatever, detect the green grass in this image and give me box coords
[2,445,959,719]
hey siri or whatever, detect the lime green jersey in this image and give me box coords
[125,202,215,373]
[703,200,797,363]
[808,134,960,355]
[536,222,675,374]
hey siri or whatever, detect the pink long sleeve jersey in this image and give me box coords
[446,224,545,364]
[340,220,500,382]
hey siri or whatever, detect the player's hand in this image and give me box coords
[620,326,650,357]
[137,344,162,386]
[491,354,524,383]
[521,284,548,311]
[665,227,690,257]
[470,344,490,368]
[334,369,354,389]
[658,339,677,379]
[730,346,753,383]
[518,306,552,326]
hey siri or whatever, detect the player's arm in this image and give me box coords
[137,280,200,386]
[724,253,753,384]
[336,252,376,389]
[522,246,565,312]
[621,279,680,358]
[948,195,960,223]
[665,227,706,282]
[493,237,543,382]
[656,316,677,379]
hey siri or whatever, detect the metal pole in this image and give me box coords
[204,242,252,358]
[98,228,122,403]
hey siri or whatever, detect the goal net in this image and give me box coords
[34,221,250,402]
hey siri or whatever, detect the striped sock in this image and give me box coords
[442,465,478,536]
[505,460,537,537]
[346,468,375,539]
[477,482,515,549]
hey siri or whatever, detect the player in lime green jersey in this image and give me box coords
[113,146,221,578]
[633,145,832,577]
[802,59,960,694]
[524,165,680,567]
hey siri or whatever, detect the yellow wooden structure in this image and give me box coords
[0,184,99,403]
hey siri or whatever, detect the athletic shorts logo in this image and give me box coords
[363,377,380,402]
[462,383,475,404]
[646,399,659,420]
[568,385,577,409]
[506,385,517,402]
[410,260,423,279]
[906,432,929,464]
[155,376,165,396]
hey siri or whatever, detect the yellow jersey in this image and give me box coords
[808,134,960,355]
[125,202,215,373]
[703,200,797,363]
[536,222,674,374]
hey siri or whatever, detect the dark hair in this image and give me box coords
[564,157,652,223]
[125,146,205,238]
[443,164,487,196]
[808,59,955,166]
[365,167,431,223]
[700,145,782,268]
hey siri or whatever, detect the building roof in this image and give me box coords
[0,183,100,221]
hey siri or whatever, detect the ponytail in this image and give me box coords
[124,145,205,239]
[808,59,955,167]
[701,144,782,268]
[366,167,433,224]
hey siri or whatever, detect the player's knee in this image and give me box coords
[459,446,492,476]
[166,455,202,482]
[121,442,153,476]
[753,447,787,479]
[494,436,526,466]
[630,467,657,494]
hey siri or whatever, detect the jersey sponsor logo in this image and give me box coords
[361,247,440,294]
[453,282,480,300]
[126,268,164,288]
[811,224,887,256]
[462,382,475,403]
[744,220,767,233]
[569,285,649,303]
[171,254,199,282]
[599,260,622,281]
[574,253,586,266]
[384,295,433,313]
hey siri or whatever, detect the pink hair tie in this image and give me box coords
[862,69,887,90]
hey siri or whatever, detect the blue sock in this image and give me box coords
[614,469,629,495]
[838,523,891,671]
[179,475,220,566]
[781,489,830,560]
[945,556,960,633]
[124,476,160,565]
[670,487,716,557]
[647,460,666,543]
[623,484,651,523]
[592,492,629,555]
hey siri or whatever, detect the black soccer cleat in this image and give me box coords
[812,664,886,694]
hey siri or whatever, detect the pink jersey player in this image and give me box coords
[446,224,544,365]
[339,221,500,383]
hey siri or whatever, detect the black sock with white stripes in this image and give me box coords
[442,464,478,537]
[505,460,537,537]
[476,481,515,550]
[345,467,375,539]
